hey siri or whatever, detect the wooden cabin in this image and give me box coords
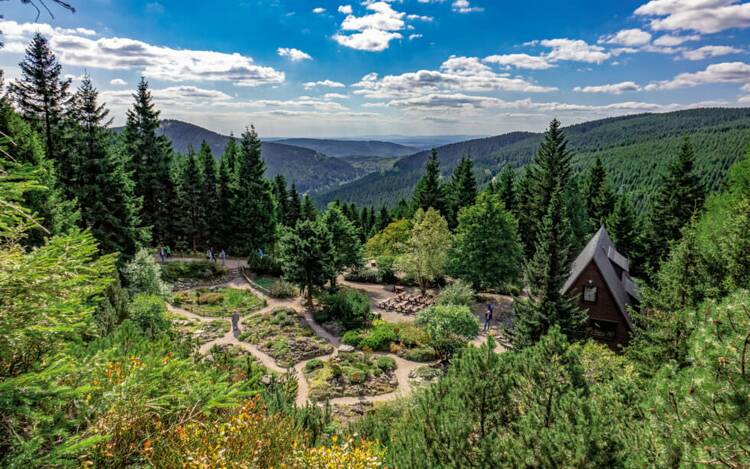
[562,227,640,349]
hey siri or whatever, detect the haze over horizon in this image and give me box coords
[1,0,749,138]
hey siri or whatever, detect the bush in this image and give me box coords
[305,358,324,373]
[342,330,363,347]
[347,367,367,384]
[128,294,171,337]
[404,346,438,362]
[416,304,480,359]
[376,255,398,283]
[248,252,283,276]
[395,323,431,348]
[122,249,169,297]
[359,321,399,351]
[160,261,225,283]
[268,279,297,298]
[317,289,373,330]
[375,356,397,372]
[436,280,475,306]
[344,268,381,283]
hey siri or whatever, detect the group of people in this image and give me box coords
[158,245,172,263]
[206,247,227,265]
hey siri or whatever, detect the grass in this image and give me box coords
[172,287,266,317]
[161,261,227,283]
[239,308,333,368]
[253,276,279,291]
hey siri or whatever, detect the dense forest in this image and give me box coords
[1,21,749,469]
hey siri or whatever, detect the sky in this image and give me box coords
[0,0,749,138]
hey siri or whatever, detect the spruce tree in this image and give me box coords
[447,157,477,227]
[123,77,178,244]
[198,141,219,247]
[413,149,447,216]
[179,153,205,252]
[232,125,276,255]
[71,76,143,256]
[273,174,289,226]
[10,33,71,169]
[649,138,705,267]
[287,183,302,227]
[377,206,392,232]
[583,156,616,232]
[222,133,240,178]
[606,194,639,259]
[497,164,516,213]
[301,194,317,222]
[217,150,234,249]
[279,219,335,305]
[321,205,362,288]
[511,184,586,348]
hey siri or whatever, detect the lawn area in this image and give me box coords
[303,351,398,402]
[172,287,266,317]
[239,308,333,368]
[252,276,279,291]
[161,261,227,283]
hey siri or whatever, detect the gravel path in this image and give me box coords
[163,257,426,408]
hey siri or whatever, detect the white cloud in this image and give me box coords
[323,93,350,99]
[680,45,742,60]
[600,28,652,46]
[0,20,285,87]
[538,38,611,63]
[483,53,556,70]
[303,80,347,89]
[452,0,484,13]
[338,4,353,14]
[653,34,701,46]
[334,1,406,51]
[409,33,423,40]
[313,7,326,14]
[334,28,402,51]
[277,47,312,61]
[645,61,750,90]
[635,0,750,34]
[109,78,128,85]
[574,81,642,94]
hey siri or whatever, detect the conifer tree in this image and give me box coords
[10,33,71,169]
[232,125,276,255]
[413,149,446,215]
[511,184,585,348]
[648,138,705,267]
[606,194,639,259]
[377,206,392,232]
[222,133,240,177]
[70,76,143,256]
[301,194,317,222]
[448,157,477,224]
[321,205,362,288]
[279,219,335,305]
[273,174,289,226]
[583,156,616,232]
[179,153,205,252]
[287,183,302,227]
[198,141,219,246]
[217,150,234,248]
[497,165,516,213]
[123,77,178,244]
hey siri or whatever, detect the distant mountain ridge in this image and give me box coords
[274,138,417,158]
[314,108,750,208]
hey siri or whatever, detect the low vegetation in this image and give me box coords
[342,320,438,362]
[304,352,398,402]
[314,288,373,332]
[172,287,265,317]
[160,260,227,283]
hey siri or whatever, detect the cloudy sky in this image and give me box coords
[1,0,749,137]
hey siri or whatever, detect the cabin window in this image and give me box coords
[583,285,598,303]
[590,319,617,340]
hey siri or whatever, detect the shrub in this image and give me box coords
[128,294,170,337]
[248,252,283,276]
[122,249,169,297]
[342,330,363,347]
[404,346,438,362]
[160,261,225,283]
[347,367,367,384]
[436,280,475,306]
[305,358,324,373]
[317,289,373,330]
[395,323,431,348]
[344,268,381,283]
[268,279,297,298]
[359,321,399,351]
[416,304,480,359]
[375,356,397,372]
[376,255,398,283]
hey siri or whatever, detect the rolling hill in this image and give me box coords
[155,120,364,193]
[314,108,750,209]
[274,138,417,158]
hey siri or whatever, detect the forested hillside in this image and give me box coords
[275,138,417,158]
[316,108,750,208]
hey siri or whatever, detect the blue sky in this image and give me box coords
[1,0,749,137]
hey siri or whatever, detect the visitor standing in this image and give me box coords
[158,246,165,264]
[220,249,226,265]
[165,245,171,258]
[483,303,493,332]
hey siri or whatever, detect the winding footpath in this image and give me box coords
[164,258,425,407]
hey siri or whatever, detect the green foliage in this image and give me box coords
[397,208,452,293]
[365,218,411,258]
[316,288,373,330]
[416,304,479,359]
[445,156,477,227]
[247,251,283,276]
[448,192,523,290]
[122,248,169,297]
[128,293,170,338]
[172,287,265,317]
[267,278,297,299]
[436,279,475,306]
[583,155,616,232]
[321,204,363,286]
[160,260,226,283]
[279,218,335,304]
[359,321,399,351]
[412,149,448,216]
[606,193,640,260]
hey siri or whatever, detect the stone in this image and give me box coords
[261,375,272,385]
[338,344,355,353]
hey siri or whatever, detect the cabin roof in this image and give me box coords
[562,226,639,330]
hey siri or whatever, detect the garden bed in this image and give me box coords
[303,351,398,402]
[162,261,229,290]
[408,365,443,387]
[342,320,438,363]
[172,287,266,317]
[203,343,271,384]
[170,315,230,345]
[239,308,334,368]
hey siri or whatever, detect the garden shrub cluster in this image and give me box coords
[436,280,475,307]
[305,352,398,401]
[159,260,226,283]
[314,288,373,330]
[268,279,298,298]
[247,252,283,276]
[342,320,438,362]
[172,287,266,317]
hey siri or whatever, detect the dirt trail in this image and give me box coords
[164,258,426,408]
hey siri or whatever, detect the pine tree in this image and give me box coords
[273,174,289,226]
[321,205,362,288]
[511,184,586,348]
[198,141,219,247]
[217,150,234,249]
[648,138,705,267]
[279,219,335,305]
[376,206,392,232]
[584,156,616,232]
[606,194,639,259]
[232,125,276,255]
[413,149,447,216]
[71,76,143,256]
[287,183,302,227]
[179,153,205,252]
[301,194,317,222]
[123,77,178,244]
[497,165,516,213]
[447,157,477,227]
[10,33,71,170]
[222,133,240,178]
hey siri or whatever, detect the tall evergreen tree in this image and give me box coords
[301,194,317,222]
[583,156,616,232]
[273,174,289,226]
[606,194,640,260]
[232,125,276,255]
[123,77,178,244]
[413,149,447,216]
[217,150,234,249]
[447,157,477,227]
[511,183,586,348]
[179,153,205,252]
[376,206,392,232]
[71,76,143,256]
[287,183,302,227]
[279,219,335,305]
[198,141,219,247]
[10,33,71,170]
[222,133,240,178]
[496,164,516,214]
[321,205,362,288]
[648,138,705,267]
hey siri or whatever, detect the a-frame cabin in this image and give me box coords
[562,227,640,349]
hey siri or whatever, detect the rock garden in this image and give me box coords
[172,287,266,317]
[303,351,398,402]
[161,260,230,290]
[170,315,230,345]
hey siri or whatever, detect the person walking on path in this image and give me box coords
[158,246,165,264]
[483,303,493,332]
[220,249,226,265]
[165,245,171,258]
[231,312,240,336]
